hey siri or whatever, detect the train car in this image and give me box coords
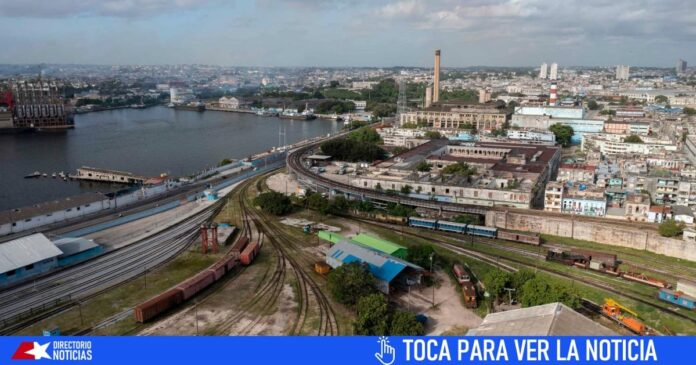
[658,289,696,310]
[230,235,249,255]
[622,272,671,289]
[208,261,227,281]
[177,271,216,300]
[223,253,238,272]
[466,224,497,238]
[407,217,437,229]
[452,264,471,285]
[438,220,468,234]
[570,249,617,269]
[497,229,541,245]
[461,282,477,309]
[375,214,408,225]
[240,241,260,265]
[134,288,184,323]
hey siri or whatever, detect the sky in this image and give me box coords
[0,0,694,67]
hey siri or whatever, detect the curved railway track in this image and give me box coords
[352,218,696,327]
[0,200,225,334]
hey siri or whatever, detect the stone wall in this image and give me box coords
[486,210,696,262]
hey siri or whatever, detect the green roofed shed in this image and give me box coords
[317,231,346,245]
[351,233,408,259]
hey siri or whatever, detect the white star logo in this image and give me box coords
[26,342,51,360]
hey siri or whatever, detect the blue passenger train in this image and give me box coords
[658,288,696,310]
[407,217,498,239]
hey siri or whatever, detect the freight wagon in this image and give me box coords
[622,272,671,289]
[658,289,696,310]
[177,271,216,300]
[240,241,260,265]
[496,230,541,245]
[230,235,249,254]
[134,289,184,323]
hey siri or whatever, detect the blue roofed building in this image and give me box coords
[326,240,423,294]
[0,233,63,286]
[53,237,104,267]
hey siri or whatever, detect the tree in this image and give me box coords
[253,191,292,215]
[350,127,382,144]
[624,135,644,143]
[655,95,669,104]
[424,131,442,139]
[329,80,340,88]
[684,107,696,116]
[328,195,350,215]
[400,185,413,195]
[402,122,418,129]
[442,162,477,176]
[218,158,233,167]
[510,269,536,292]
[390,310,424,336]
[549,123,574,147]
[587,99,600,110]
[453,214,481,225]
[406,244,436,269]
[599,109,616,116]
[327,262,377,306]
[658,219,685,237]
[307,192,330,214]
[415,161,432,172]
[386,203,416,217]
[483,269,511,300]
[320,138,387,162]
[519,278,581,309]
[354,293,391,335]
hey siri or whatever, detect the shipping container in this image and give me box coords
[134,288,184,323]
[240,241,260,266]
[177,271,216,300]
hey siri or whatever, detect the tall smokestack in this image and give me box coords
[433,49,441,103]
[549,83,558,106]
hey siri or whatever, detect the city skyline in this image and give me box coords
[0,0,695,68]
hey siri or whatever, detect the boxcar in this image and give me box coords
[466,224,497,238]
[408,217,437,229]
[134,288,184,323]
[208,261,227,281]
[497,229,540,245]
[375,214,408,225]
[438,220,468,234]
[223,254,238,272]
[658,289,696,310]
[230,235,249,254]
[177,271,216,300]
[240,241,260,266]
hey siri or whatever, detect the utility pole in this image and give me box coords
[195,303,199,336]
[429,253,435,307]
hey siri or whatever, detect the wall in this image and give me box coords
[486,210,696,262]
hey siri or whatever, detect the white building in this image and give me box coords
[539,63,548,79]
[170,87,195,104]
[549,63,558,80]
[506,129,556,142]
[350,100,367,111]
[218,96,240,109]
[616,65,630,80]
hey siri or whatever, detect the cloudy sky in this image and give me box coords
[1,0,694,67]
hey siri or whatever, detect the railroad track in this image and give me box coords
[351,218,696,327]
[0,200,225,334]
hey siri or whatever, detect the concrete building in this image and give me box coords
[625,193,651,222]
[616,65,630,80]
[561,185,607,217]
[539,62,548,79]
[350,100,367,111]
[377,127,428,148]
[467,302,615,336]
[677,59,688,75]
[549,63,558,80]
[506,129,556,143]
[0,234,63,286]
[217,96,240,109]
[73,166,146,184]
[10,80,73,130]
[512,106,604,143]
[544,181,563,212]
[478,89,491,104]
[400,104,508,131]
[326,240,422,294]
[581,134,678,156]
[557,163,596,184]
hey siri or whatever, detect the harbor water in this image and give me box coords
[0,106,343,211]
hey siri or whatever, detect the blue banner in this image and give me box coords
[0,336,690,364]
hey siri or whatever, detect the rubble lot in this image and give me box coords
[393,272,482,335]
[279,217,340,232]
[266,172,301,195]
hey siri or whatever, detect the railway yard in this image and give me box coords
[4,167,696,336]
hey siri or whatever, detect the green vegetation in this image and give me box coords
[367,102,397,118]
[416,161,432,172]
[322,89,362,100]
[218,158,233,167]
[315,100,356,114]
[254,191,293,215]
[349,127,382,144]
[442,162,477,176]
[549,123,574,147]
[658,219,685,237]
[654,95,669,104]
[385,202,416,217]
[354,294,424,336]
[320,138,387,162]
[406,244,436,269]
[402,122,418,129]
[587,99,600,110]
[684,107,696,116]
[453,214,482,225]
[424,131,442,139]
[400,185,413,195]
[441,89,477,102]
[482,268,581,308]
[327,262,378,306]
[599,109,616,116]
[624,135,644,143]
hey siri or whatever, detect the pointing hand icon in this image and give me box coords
[375,337,395,365]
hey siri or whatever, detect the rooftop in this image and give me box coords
[0,233,63,274]
[326,240,422,283]
[467,302,616,336]
[0,192,108,225]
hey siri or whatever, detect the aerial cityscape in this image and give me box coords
[2,1,696,351]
